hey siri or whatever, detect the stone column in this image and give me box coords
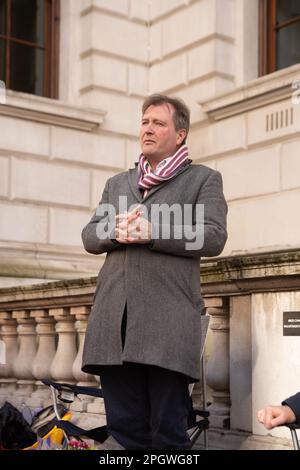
[12,310,37,406]
[190,381,203,410]
[27,309,56,407]
[70,306,98,411]
[0,312,18,404]
[49,307,77,383]
[206,297,230,428]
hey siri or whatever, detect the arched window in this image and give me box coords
[259,0,300,75]
[0,0,59,98]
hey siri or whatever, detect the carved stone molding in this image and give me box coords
[200,63,300,120]
[0,90,106,131]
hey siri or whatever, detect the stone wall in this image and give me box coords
[0,0,299,285]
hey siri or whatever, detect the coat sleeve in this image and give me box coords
[148,170,228,258]
[282,392,300,424]
[81,178,120,255]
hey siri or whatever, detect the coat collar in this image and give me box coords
[127,159,192,203]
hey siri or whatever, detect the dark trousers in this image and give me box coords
[99,304,191,450]
[100,362,191,450]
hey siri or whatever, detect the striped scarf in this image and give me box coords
[138,145,190,198]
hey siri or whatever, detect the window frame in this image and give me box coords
[0,0,60,98]
[259,0,300,76]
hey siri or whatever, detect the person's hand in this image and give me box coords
[115,205,152,244]
[257,405,296,430]
[115,205,140,243]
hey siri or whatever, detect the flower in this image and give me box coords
[67,438,90,450]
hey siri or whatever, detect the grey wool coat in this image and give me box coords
[81,161,227,382]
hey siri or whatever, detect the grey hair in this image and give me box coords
[142,94,190,142]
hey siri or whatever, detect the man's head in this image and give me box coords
[140,94,190,165]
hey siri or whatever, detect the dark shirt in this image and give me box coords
[282,392,300,424]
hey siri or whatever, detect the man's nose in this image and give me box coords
[145,125,154,134]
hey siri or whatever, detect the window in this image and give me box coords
[259,0,300,75]
[0,0,59,98]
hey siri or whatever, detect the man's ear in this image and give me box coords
[176,129,187,145]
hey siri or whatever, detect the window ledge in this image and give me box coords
[0,90,106,131]
[200,63,300,120]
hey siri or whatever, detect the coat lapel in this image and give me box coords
[127,166,143,202]
[127,159,192,203]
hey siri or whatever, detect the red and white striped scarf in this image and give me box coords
[138,145,190,198]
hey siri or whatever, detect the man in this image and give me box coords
[257,392,300,429]
[81,94,227,450]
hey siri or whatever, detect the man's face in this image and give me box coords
[139,103,186,161]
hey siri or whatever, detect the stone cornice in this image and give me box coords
[200,63,300,120]
[201,248,300,296]
[0,249,299,310]
[0,90,106,131]
[0,277,97,311]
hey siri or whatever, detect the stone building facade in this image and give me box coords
[0,0,299,449]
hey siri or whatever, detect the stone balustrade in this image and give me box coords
[0,249,299,449]
[0,277,103,417]
[0,276,222,433]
